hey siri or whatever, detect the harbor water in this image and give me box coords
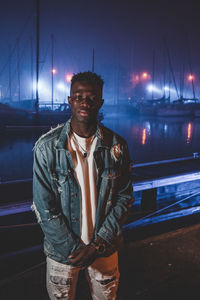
[1,112,200,182]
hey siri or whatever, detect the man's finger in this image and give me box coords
[68,246,85,258]
[70,251,85,263]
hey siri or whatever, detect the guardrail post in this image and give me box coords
[141,188,157,211]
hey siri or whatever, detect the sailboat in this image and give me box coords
[0,1,103,129]
[152,40,199,117]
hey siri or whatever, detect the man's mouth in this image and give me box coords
[79,110,90,117]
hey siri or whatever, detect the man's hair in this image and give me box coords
[71,71,104,89]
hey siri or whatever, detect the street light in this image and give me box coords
[65,73,73,83]
[188,74,194,81]
[52,68,57,75]
[51,68,57,110]
[141,72,150,81]
[187,74,196,100]
[141,72,148,79]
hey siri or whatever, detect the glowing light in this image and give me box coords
[135,75,139,81]
[65,73,73,83]
[131,74,139,82]
[164,86,169,91]
[187,123,192,144]
[144,122,151,133]
[146,84,163,94]
[131,73,146,87]
[33,80,51,100]
[142,128,147,145]
[147,84,153,92]
[36,80,45,90]
[188,74,194,81]
[57,82,66,91]
[52,68,57,74]
[164,124,168,132]
[141,72,150,80]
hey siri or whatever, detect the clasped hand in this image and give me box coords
[68,243,97,268]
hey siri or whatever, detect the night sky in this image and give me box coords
[0,0,200,102]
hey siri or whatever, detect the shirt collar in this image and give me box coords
[55,118,114,150]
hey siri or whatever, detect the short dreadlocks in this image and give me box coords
[71,71,104,90]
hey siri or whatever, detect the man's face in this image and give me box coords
[68,81,104,124]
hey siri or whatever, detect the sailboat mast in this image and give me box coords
[187,42,196,100]
[152,50,155,101]
[51,33,54,110]
[30,36,34,100]
[92,48,95,72]
[35,0,40,113]
[164,39,179,100]
[8,44,12,101]
[163,45,166,99]
[190,72,196,100]
[184,33,196,100]
[17,38,21,101]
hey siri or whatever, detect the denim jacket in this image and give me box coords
[32,119,133,264]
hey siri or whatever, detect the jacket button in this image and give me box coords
[72,217,78,222]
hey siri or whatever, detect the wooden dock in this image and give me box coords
[1,223,200,299]
[1,155,200,217]
[1,156,200,286]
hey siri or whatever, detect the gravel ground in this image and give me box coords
[1,223,200,300]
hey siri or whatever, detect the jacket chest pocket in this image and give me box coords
[101,168,121,194]
[50,168,68,192]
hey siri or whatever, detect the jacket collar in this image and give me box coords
[55,118,114,150]
[55,119,71,149]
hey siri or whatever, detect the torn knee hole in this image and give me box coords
[54,291,68,299]
[50,275,72,286]
[97,276,116,285]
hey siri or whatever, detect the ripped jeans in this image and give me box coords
[46,252,120,300]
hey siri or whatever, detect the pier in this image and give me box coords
[1,154,200,219]
[1,223,200,299]
[1,156,200,299]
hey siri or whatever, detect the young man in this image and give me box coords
[32,71,133,300]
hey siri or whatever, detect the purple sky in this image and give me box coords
[0,0,200,101]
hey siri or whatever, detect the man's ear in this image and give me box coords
[68,96,72,106]
[99,99,104,109]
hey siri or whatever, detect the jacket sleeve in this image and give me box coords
[32,145,80,261]
[97,142,134,247]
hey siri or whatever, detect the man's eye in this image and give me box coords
[89,95,97,101]
[73,94,97,102]
[76,95,82,100]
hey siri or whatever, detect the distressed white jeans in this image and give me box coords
[46,252,120,300]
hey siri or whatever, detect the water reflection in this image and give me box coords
[1,113,200,181]
[142,128,146,145]
[0,130,43,182]
[102,114,200,165]
[141,122,151,145]
[186,122,192,144]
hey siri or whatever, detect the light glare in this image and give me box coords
[188,74,194,81]
[65,73,73,83]
[52,68,57,74]
[57,82,66,91]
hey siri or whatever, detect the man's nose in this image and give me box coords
[81,96,92,105]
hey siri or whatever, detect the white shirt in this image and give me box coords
[67,132,97,244]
